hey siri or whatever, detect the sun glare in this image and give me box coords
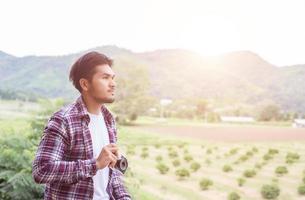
[180,16,243,56]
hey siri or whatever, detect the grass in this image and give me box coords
[119,125,305,200]
[1,99,304,199]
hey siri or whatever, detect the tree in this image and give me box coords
[0,98,64,199]
[257,103,281,121]
[110,56,155,124]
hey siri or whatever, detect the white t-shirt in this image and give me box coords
[88,111,110,200]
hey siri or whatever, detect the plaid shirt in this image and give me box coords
[32,96,131,200]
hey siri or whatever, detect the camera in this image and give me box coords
[114,155,128,174]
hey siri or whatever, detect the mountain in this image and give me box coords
[0,46,304,113]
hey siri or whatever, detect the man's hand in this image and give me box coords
[96,143,119,169]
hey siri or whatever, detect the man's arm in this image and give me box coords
[32,116,97,184]
[111,169,132,200]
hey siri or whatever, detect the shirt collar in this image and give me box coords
[75,95,113,124]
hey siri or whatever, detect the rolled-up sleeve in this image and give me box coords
[111,169,132,200]
[32,116,97,184]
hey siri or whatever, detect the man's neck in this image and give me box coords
[81,94,102,115]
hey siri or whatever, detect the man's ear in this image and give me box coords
[79,78,89,92]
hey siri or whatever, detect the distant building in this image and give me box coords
[292,119,305,128]
[220,116,255,123]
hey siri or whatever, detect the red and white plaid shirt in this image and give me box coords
[32,96,131,200]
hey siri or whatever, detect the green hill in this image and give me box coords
[0,46,304,113]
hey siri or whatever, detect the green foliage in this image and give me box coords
[286,152,300,164]
[229,148,239,155]
[140,152,149,159]
[261,184,280,199]
[275,166,288,176]
[156,163,169,175]
[111,56,153,124]
[175,168,190,180]
[206,148,213,154]
[237,178,246,187]
[257,103,281,121]
[243,169,256,178]
[238,154,249,162]
[190,162,201,172]
[206,112,220,123]
[255,162,262,169]
[155,155,163,162]
[0,98,64,199]
[0,132,43,199]
[172,159,181,167]
[298,184,305,195]
[252,147,258,153]
[199,178,213,190]
[263,154,273,161]
[168,150,178,158]
[223,165,233,173]
[183,155,193,162]
[268,149,279,155]
[228,192,241,200]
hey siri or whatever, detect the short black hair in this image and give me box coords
[69,51,113,92]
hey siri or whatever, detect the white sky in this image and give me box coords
[0,0,305,66]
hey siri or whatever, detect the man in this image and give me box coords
[32,51,131,200]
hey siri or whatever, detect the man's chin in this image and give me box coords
[103,98,115,104]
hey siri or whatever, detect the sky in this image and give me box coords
[0,0,305,66]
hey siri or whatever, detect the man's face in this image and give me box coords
[86,64,116,104]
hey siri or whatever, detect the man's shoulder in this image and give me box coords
[51,101,81,121]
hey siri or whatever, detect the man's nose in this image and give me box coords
[110,79,116,88]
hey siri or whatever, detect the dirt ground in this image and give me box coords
[132,124,305,141]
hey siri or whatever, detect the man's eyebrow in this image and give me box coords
[97,72,115,77]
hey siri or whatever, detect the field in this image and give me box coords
[1,100,305,199]
[119,119,305,200]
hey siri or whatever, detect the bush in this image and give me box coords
[199,178,213,190]
[156,163,169,174]
[155,155,163,162]
[206,149,213,154]
[252,147,258,153]
[172,159,181,167]
[142,146,148,151]
[154,144,161,148]
[228,192,240,200]
[263,154,273,161]
[255,163,262,169]
[175,168,190,180]
[268,149,279,155]
[275,166,288,176]
[140,152,149,159]
[246,151,253,156]
[190,162,201,172]
[168,150,178,158]
[223,165,233,172]
[237,178,246,187]
[126,148,135,156]
[261,184,280,199]
[298,184,305,195]
[229,148,239,155]
[243,169,256,178]
[184,155,193,162]
[286,152,300,164]
[238,155,249,162]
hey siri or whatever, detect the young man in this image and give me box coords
[32,51,131,200]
